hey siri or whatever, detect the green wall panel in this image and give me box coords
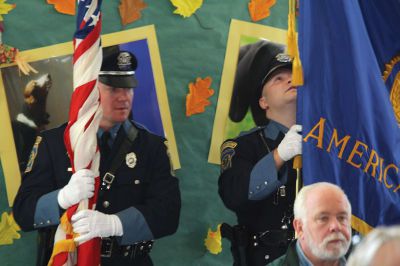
[0,1,288,265]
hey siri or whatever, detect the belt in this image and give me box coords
[101,237,154,260]
[221,223,294,248]
[251,229,294,248]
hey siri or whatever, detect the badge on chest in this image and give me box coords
[125,152,137,168]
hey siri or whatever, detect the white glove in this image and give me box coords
[57,169,95,209]
[277,124,302,161]
[71,210,123,243]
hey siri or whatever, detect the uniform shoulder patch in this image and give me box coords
[25,136,42,173]
[220,141,238,172]
[220,141,237,151]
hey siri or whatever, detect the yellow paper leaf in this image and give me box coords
[0,212,21,245]
[0,0,16,21]
[15,53,38,76]
[119,0,148,26]
[248,0,276,22]
[170,0,203,18]
[204,224,222,255]
[47,0,75,16]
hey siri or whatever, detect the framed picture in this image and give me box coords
[208,19,287,164]
[0,25,180,206]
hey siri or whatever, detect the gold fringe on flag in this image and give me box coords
[47,213,76,266]
[287,0,303,86]
[59,212,74,235]
[47,239,76,266]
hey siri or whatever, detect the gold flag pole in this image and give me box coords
[287,0,304,195]
[293,155,302,195]
[293,155,302,239]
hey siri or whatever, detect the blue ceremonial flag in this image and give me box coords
[297,0,400,234]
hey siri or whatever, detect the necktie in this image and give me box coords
[100,131,111,164]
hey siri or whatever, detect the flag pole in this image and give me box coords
[293,155,302,195]
[287,0,304,195]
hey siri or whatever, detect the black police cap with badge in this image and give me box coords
[229,40,292,126]
[99,45,138,89]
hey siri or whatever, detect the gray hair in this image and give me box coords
[293,182,351,222]
[347,226,400,266]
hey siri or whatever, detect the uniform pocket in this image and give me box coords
[110,166,148,206]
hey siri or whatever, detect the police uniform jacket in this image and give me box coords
[13,120,181,258]
[218,120,297,264]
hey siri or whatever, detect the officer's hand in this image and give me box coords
[57,169,95,209]
[277,125,302,162]
[71,210,123,243]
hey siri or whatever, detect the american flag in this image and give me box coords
[48,0,103,265]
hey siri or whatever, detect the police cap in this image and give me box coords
[99,45,138,89]
[229,40,292,126]
[260,53,292,87]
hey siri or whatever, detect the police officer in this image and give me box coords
[13,45,181,266]
[218,40,302,265]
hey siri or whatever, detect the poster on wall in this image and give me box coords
[0,25,180,206]
[208,19,288,164]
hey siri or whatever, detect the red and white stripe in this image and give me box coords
[49,0,103,265]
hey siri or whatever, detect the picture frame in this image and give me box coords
[208,19,287,164]
[0,25,180,206]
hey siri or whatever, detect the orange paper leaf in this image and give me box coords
[47,0,75,15]
[186,76,214,117]
[248,0,276,22]
[119,0,148,26]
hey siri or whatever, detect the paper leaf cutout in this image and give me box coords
[204,224,222,255]
[170,0,203,18]
[47,0,75,16]
[186,76,214,117]
[15,52,38,76]
[119,0,148,26]
[0,44,37,75]
[0,212,21,245]
[248,0,276,22]
[0,0,16,22]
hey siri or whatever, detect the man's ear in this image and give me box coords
[259,96,268,110]
[293,218,304,238]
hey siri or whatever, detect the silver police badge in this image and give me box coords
[125,152,137,168]
[117,52,132,69]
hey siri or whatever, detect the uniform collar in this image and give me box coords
[98,121,135,147]
[263,119,288,140]
[98,123,121,139]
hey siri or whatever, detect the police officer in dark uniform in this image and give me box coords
[13,45,181,266]
[218,40,302,266]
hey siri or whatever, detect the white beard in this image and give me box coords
[304,228,351,261]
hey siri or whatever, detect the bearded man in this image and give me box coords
[269,182,352,266]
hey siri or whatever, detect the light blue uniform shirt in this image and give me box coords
[248,120,289,200]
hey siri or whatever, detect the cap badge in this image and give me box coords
[276,53,292,63]
[117,52,132,70]
[126,152,137,168]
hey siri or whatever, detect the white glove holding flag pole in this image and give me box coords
[71,210,123,243]
[277,124,302,162]
[57,169,95,209]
